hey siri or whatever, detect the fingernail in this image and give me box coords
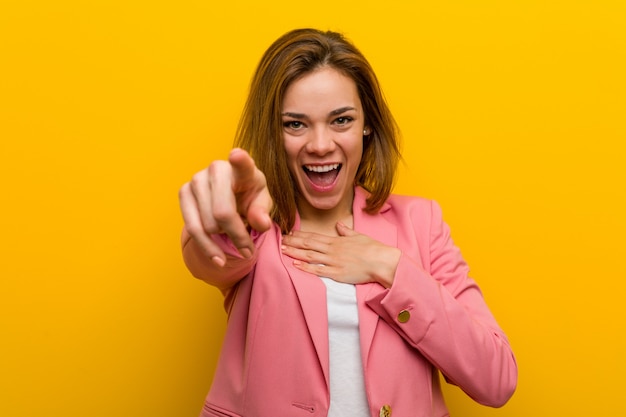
[212,256,226,267]
[239,247,253,259]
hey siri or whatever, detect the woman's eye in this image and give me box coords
[334,116,353,125]
[284,121,304,130]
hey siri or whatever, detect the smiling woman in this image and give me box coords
[178,28,517,417]
[281,67,365,225]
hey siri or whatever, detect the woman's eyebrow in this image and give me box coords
[281,106,356,119]
[281,112,306,119]
[329,106,356,116]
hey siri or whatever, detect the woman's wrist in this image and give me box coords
[374,247,401,288]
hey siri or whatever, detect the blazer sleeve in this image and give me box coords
[181,227,268,292]
[365,200,517,407]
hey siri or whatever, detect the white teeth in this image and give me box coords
[304,164,339,173]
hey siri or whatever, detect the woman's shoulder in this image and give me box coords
[355,186,443,222]
[380,192,449,232]
[385,192,439,214]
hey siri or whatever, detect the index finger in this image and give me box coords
[228,147,272,232]
[228,148,259,192]
[207,162,255,258]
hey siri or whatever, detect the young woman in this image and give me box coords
[179,28,517,417]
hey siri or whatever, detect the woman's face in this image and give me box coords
[281,66,367,219]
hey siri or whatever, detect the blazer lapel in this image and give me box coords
[280,217,330,386]
[353,187,398,366]
[279,187,398,386]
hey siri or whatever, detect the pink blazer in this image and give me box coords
[182,187,517,417]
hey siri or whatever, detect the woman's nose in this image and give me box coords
[306,127,335,155]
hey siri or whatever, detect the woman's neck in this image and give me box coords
[297,198,354,236]
[299,213,353,236]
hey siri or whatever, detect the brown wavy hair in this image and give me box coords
[234,28,401,233]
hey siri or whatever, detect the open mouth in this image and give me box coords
[303,164,341,187]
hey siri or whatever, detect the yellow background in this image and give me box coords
[1,1,624,416]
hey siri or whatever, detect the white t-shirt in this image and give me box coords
[320,277,370,417]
